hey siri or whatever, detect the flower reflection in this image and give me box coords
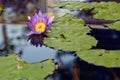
[28,34,47,47]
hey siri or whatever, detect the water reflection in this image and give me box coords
[0,24,57,62]
[18,45,57,63]
[45,51,119,80]
[45,51,80,80]
[0,24,9,56]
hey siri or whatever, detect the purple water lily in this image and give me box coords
[27,10,54,47]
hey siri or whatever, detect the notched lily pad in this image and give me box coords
[105,21,120,30]
[77,50,120,67]
[0,54,54,80]
[53,2,120,20]
[44,15,97,51]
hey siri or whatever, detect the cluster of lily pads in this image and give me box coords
[0,54,54,80]
[53,1,120,30]
[43,1,120,67]
[44,14,97,51]
[53,1,120,20]
[44,14,120,67]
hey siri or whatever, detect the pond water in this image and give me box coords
[90,28,120,50]
[0,24,57,63]
[0,24,120,80]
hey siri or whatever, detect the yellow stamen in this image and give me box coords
[35,22,46,33]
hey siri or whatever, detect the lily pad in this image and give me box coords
[77,50,120,67]
[0,54,54,80]
[53,2,120,20]
[105,21,120,30]
[44,15,97,51]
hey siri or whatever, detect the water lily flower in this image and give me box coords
[27,10,54,47]
[27,10,54,35]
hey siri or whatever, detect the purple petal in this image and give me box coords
[46,24,51,31]
[34,13,39,19]
[43,13,47,18]
[28,22,34,31]
[30,13,42,26]
[27,31,34,36]
[48,16,55,24]
[38,10,42,16]
[37,17,47,24]
[30,15,37,25]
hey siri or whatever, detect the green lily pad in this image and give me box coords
[44,35,96,51]
[44,12,120,67]
[0,54,54,80]
[44,15,97,51]
[77,50,120,67]
[53,2,120,20]
[105,21,120,30]
[94,10,120,20]
[53,2,93,10]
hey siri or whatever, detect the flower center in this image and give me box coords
[35,22,46,33]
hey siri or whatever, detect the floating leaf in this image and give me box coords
[77,50,120,67]
[44,15,97,51]
[53,2,120,20]
[94,10,120,20]
[0,54,54,80]
[105,21,120,30]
